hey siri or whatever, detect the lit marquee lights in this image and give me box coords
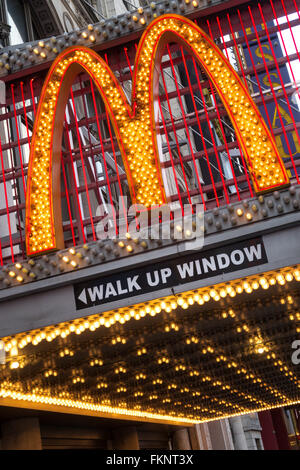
[1,279,300,422]
[3,265,300,352]
[26,14,288,255]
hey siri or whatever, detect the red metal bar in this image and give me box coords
[258,2,300,146]
[104,105,128,231]
[280,0,300,66]
[191,57,221,206]
[166,44,204,209]
[20,82,31,152]
[291,0,300,26]
[103,53,130,232]
[226,14,248,87]
[180,47,216,209]
[225,14,254,197]
[79,75,103,206]
[157,95,184,214]
[64,113,86,243]
[10,84,26,195]
[61,152,76,246]
[89,79,119,235]
[0,134,14,263]
[236,4,300,186]
[237,9,277,142]
[70,88,96,240]
[216,16,230,61]
[160,61,193,207]
[0,4,299,265]
[248,5,300,183]
[209,18,242,200]
[29,78,36,116]
[124,47,133,79]
[270,0,300,101]
[4,115,25,259]
[206,16,300,53]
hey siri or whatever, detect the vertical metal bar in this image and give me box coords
[10,84,26,195]
[237,2,300,185]
[124,47,133,78]
[225,13,254,197]
[64,114,86,243]
[180,47,216,209]
[160,62,193,207]
[104,106,128,231]
[103,54,130,232]
[226,13,248,87]
[258,2,300,146]
[157,95,184,214]
[216,16,230,61]
[167,45,205,209]
[29,78,36,116]
[61,151,76,246]
[208,18,241,200]
[215,17,254,196]
[270,0,300,100]
[90,79,119,235]
[191,57,221,206]
[289,0,300,28]
[0,134,14,262]
[20,82,31,151]
[237,8,277,142]
[248,4,300,182]
[70,88,96,240]
[4,116,25,259]
[79,75,102,206]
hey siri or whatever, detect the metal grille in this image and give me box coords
[0,0,299,265]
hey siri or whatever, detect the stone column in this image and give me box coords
[1,418,42,450]
[112,426,140,450]
[207,418,234,450]
[194,423,212,450]
[229,416,248,450]
[172,428,192,449]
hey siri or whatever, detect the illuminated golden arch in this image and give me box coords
[26,14,289,255]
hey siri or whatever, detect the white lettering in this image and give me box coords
[146,271,160,286]
[127,275,141,292]
[195,259,202,275]
[116,280,128,295]
[177,262,194,279]
[161,267,172,283]
[202,256,216,273]
[217,253,230,269]
[244,243,262,262]
[231,249,244,265]
[88,285,103,302]
[105,282,117,298]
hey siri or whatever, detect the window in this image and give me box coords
[255,438,263,450]
[0,0,10,47]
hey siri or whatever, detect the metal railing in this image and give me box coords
[0,0,299,264]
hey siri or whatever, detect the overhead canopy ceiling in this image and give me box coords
[1,267,299,425]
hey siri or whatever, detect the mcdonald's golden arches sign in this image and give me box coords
[25,14,289,256]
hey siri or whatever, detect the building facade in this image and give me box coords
[0,0,299,450]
